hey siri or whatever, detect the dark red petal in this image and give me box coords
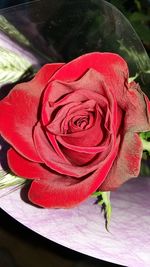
[124,83,150,132]
[45,101,81,134]
[0,63,64,161]
[33,122,78,177]
[46,132,68,162]
[7,148,46,179]
[57,105,107,144]
[52,52,129,100]
[34,122,116,176]
[7,140,119,208]
[42,68,106,107]
[42,65,125,126]
[99,133,143,191]
[57,134,108,153]
[28,140,119,208]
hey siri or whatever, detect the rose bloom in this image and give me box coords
[0,52,150,208]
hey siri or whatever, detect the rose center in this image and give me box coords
[74,116,89,128]
[67,111,95,134]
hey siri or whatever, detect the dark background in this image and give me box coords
[0,0,149,55]
[0,1,149,267]
[0,209,124,267]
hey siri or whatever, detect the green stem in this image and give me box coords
[141,138,150,155]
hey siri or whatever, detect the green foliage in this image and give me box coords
[0,170,25,189]
[0,46,32,84]
[107,0,150,55]
[92,191,112,231]
[0,15,30,47]
[140,132,150,155]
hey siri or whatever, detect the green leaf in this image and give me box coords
[128,12,149,23]
[0,46,32,84]
[134,0,141,11]
[140,132,150,155]
[140,160,150,176]
[128,73,139,82]
[92,191,112,231]
[133,23,150,44]
[0,15,30,46]
[0,170,25,189]
[118,39,150,73]
[140,131,150,140]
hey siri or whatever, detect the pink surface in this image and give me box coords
[0,177,150,267]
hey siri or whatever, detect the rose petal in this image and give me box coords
[7,148,45,179]
[43,68,107,105]
[125,83,150,132]
[45,132,69,162]
[0,63,64,162]
[42,81,74,126]
[43,68,120,140]
[28,139,119,208]
[33,122,117,177]
[60,102,105,166]
[52,53,129,101]
[46,101,83,134]
[33,123,77,176]
[42,68,113,126]
[99,132,143,190]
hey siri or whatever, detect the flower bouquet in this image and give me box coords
[0,1,150,266]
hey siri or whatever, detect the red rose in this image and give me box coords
[0,52,150,208]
